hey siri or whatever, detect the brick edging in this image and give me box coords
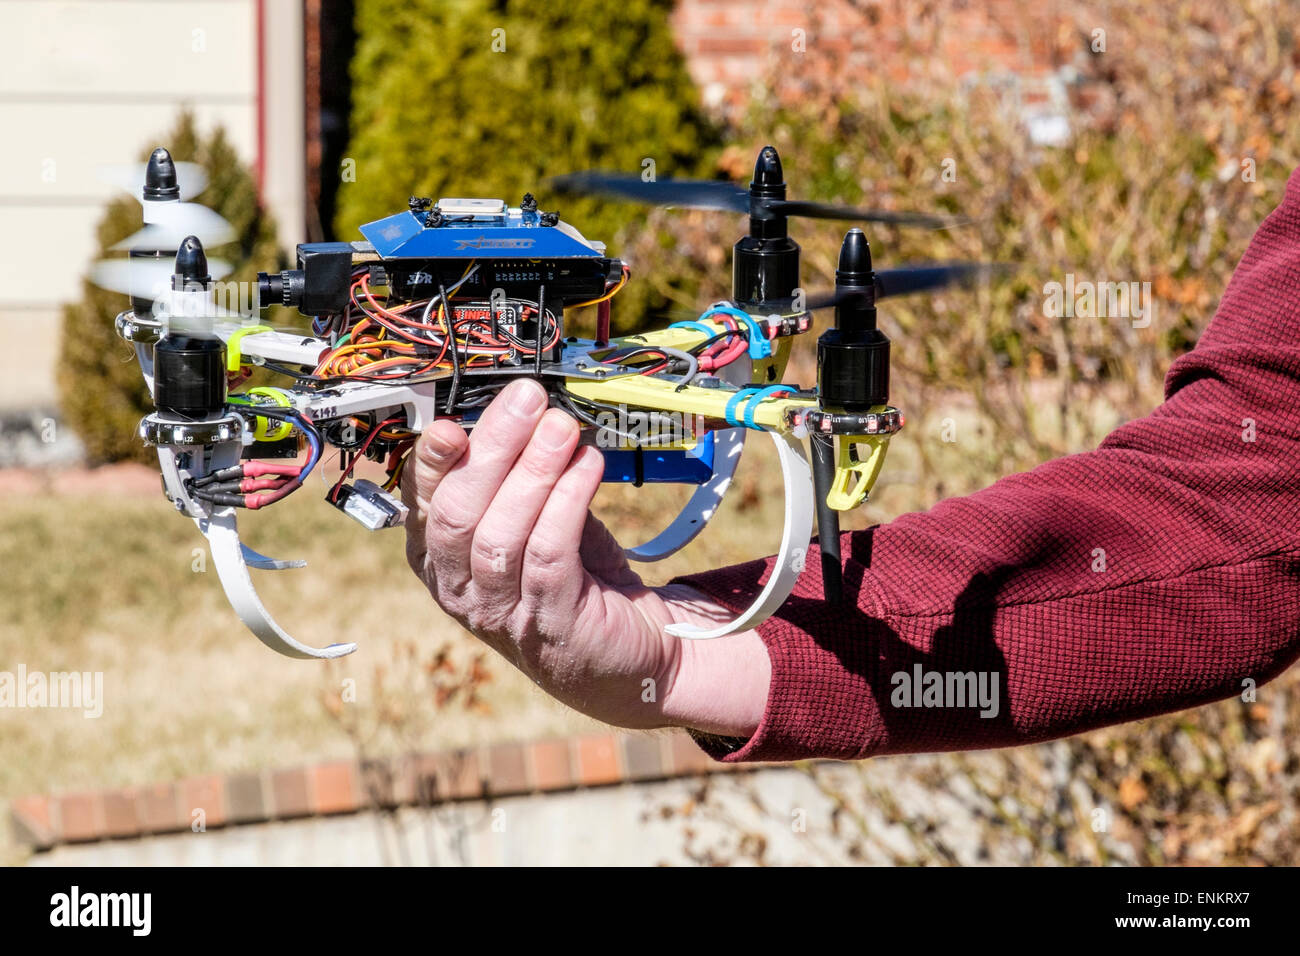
[9,730,738,850]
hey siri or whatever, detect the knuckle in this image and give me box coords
[520,562,566,606]
[470,533,514,575]
[517,444,566,484]
[523,535,565,571]
[465,594,511,638]
[427,493,477,542]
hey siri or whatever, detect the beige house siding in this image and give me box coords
[0,0,302,410]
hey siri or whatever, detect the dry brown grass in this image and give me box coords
[0,429,831,803]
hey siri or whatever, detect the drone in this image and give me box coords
[99,144,993,659]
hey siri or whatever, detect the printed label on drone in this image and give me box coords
[454,236,536,250]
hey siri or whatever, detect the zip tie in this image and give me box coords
[724,387,762,427]
[741,384,797,429]
[701,307,771,359]
[225,325,274,372]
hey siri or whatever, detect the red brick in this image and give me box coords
[138,782,181,833]
[225,773,267,824]
[666,731,714,775]
[622,735,667,781]
[271,768,311,819]
[486,743,530,796]
[58,792,102,843]
[407,750,482,803]
[180,775,226,829]
[11,795,54,847]
[697,35,767,56]
[441,750,483,800]
[575,735,622,786]
[102,788,140,838]
[310,761,360,815]
[359,756,405,808]
[528,739,574,792]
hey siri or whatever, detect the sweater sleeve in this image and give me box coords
[674,168,1300,763]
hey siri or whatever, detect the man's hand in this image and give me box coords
[402,378,770,735]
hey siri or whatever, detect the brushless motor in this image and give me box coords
[154,236,226,418]
[818,228,890,411]
[732,146,800,308]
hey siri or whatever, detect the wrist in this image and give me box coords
[656,584,771,738]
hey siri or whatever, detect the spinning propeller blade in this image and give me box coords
[549,172,750,213]
[803,261,1009,309]
[552,146,964,229]
[96,160,209,202]
[112,203,236,252]
[90,257,233,299]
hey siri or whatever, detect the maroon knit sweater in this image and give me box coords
[677,169,1300,763]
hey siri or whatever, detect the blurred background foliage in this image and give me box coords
[57,112,283,464]
[336,0,721,326]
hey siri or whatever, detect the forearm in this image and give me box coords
[669,168,1300,762]
[673,463,1300,762]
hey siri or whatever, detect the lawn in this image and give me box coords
[0,423,913,804]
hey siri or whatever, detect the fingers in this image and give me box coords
[423,379,549,598]
[403,419,468,573]
[518,445,607,621]
[468,409,581,602]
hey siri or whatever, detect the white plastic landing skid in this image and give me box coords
[201,509,357,660]
[663,429,814,641]
[623,425,745,562]
[624,354,752,562]
[157,442,356,660]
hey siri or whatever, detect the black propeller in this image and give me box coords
[551,145,966,230]
[647,260,1004,323]
[803,260,1008,310]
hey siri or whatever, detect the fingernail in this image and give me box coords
[537,411,574,450]
[507,380,547,417]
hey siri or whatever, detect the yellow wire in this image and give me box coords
[571,267,629,309]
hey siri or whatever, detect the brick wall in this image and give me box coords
[8,730,734,852]
[669,0,1067,116]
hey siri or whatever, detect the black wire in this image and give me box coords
[558,392,690,447]
[686,328,749,356]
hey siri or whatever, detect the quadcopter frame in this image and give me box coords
[105,145,951,660]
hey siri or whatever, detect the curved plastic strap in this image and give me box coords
[725,387,761,427]
[201,509,357,660]
[624,426,746,562]
[665,430,814,640]
[667,320,718,339]
[240,543,307,571]
[702,307,771,359]
[226,324,273,371]
[624,351,752,562]
[741,385,796,429]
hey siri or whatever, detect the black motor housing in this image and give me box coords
[817,328,890,410]
[732,145,800,308]
[153,334,226,418]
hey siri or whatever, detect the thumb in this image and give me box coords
[403,420,468,570]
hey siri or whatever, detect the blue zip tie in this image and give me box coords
[741,384,796,429]
[700,306,772,360]
[668,320,717,339]
[724,387,762,427]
